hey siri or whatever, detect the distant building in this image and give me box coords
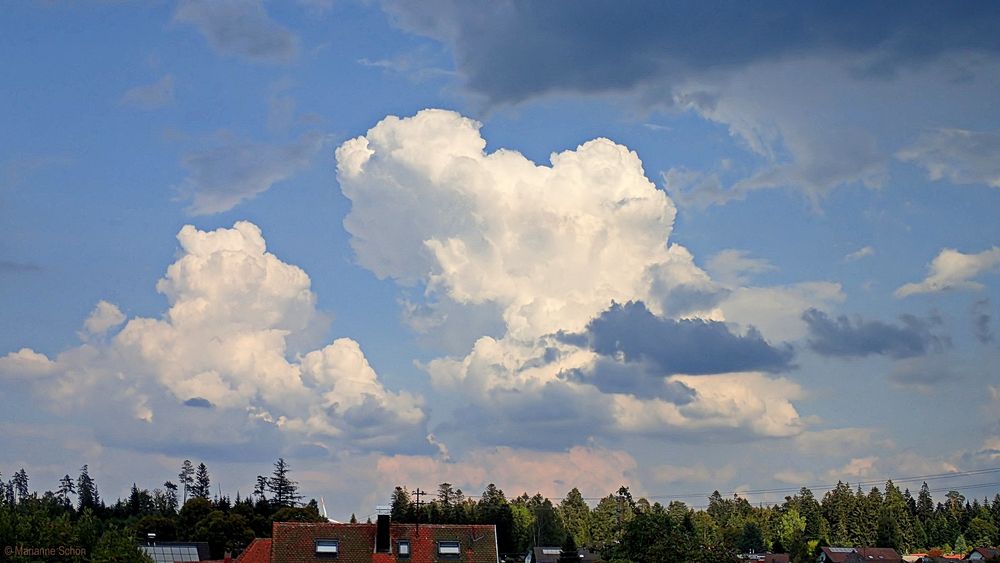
[236,516,498,563]
[819,547,903,563]
[524,545,601,563]
[739,553,789,563]
[968,547,1000,560]
[140,541,211,563]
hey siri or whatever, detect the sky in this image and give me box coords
[2,0,1000,519]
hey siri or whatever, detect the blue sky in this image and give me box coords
[2,0,1000,517]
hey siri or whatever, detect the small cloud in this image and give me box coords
[897,128,1000,188]
[0,260,41,275]
[706,249,776,286]
[972,298,993,344]
[889,356,960,393]
[297,0,334,15]
[574,301,795,376]
[895,246,1000,297]
[174,0,299,64]
[844,245,875,262]
[83,300,126,336]
[121,74,175,109]
[183,397,214,408]
[176,132,325,215]
[803,308,948,359]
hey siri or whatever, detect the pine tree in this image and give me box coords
[559,487,591,547]
[57,474,76,508]
[12,468,29,502]
[267,458,302,508]
[917,482,934,523]
[558,534,580,563]
[437,482,456,507]
[77,464,99,511]
[163,481,179,514]
[193,463,211,500]
[391,486,413,521]
[178,460,195,503]
[350,513,358,524]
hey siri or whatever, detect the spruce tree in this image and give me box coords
[178,460,195,503]
[193,463,211,499]
[391,486,413,521]
[57,474,76,509]
[77,464,99,511]
[12,468,29,502]
[267,458,302,508]
[559,487,591,547]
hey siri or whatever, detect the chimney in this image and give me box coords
[376,506,391,553]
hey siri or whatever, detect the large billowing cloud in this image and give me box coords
[895,246,1000,297]
[337,109,720,338]
[336,109,806,447]
[0,222,426,456]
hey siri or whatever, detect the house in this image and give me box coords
[969,547,1000,560]
[236,515,498,563]
[524,546,601,563]
[739,553,790,563]
[819,547,903,563]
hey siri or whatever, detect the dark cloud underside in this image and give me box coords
[803,308,948,359]
[386,0,1000,104]
[568,300,794,374]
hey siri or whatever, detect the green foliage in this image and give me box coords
[271,505,325,523]
[558,487,591,547]
[7,460,1000,562]
[92,525,155,563]
[193,510,254,559]
[267,458,302,508]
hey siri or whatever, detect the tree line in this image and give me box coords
[4,461,1000,563]
[0,458,322,562]
[388,481,1000,562]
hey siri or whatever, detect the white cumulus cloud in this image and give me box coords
[896,246,1000,297]
[0,222,425,454]
[336,110,809,447]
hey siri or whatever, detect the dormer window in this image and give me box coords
[315,539,339,558]
[438,541,461,559]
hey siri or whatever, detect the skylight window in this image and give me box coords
[438,541,461,558]
[315,539,339,557]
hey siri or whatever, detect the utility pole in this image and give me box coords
[413,488,427,536]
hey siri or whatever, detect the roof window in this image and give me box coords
[315,539,339,558]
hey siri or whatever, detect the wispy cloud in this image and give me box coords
[844,245,875,262]
[897,128,1000,188]
[120,74,175,109]
[176,133,325,215]
[174,0,299,64]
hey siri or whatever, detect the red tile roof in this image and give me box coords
[236,538,273,563]
[270,521,498,563]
